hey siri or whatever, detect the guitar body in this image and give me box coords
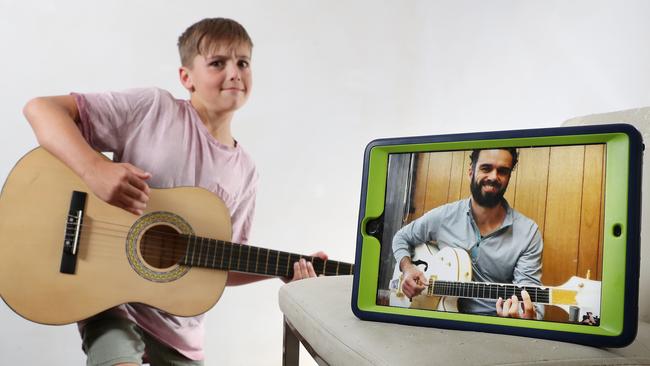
[551,276,601,321]
[0,148,230,325]
[388,243,602,321]
[389,244,472,312]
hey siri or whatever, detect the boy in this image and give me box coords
[23,18,325,365]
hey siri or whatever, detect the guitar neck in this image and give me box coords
[177,234,353,278]
[428,280,552,304]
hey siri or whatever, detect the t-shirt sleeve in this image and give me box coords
[392,205,444,267]
[72,88,161,156]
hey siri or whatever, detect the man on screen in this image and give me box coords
[392,148,544,319]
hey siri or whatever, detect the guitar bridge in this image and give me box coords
[60,191,87,274]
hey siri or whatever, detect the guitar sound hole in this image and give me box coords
[140,225,186,269]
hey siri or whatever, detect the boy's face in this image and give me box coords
[180,42,252,114]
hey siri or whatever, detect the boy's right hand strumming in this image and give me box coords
[82,159,151,216]
[23,95,151,216]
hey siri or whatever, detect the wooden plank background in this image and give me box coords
[406,145,606,288]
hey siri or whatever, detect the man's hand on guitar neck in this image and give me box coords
[496,290,536,319]
[399,256,428,299]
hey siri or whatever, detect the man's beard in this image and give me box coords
[470,174,507,208]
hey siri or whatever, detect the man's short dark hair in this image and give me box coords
[469,148,519,172]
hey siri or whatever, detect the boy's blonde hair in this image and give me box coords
[177,18,253,67]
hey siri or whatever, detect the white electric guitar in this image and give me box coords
[389,244,601,322]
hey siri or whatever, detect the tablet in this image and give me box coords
[351,123,642,347]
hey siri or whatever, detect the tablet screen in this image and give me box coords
[376,145,605,325]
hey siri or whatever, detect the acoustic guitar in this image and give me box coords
[0,147,353,325]
[389,243,601,322]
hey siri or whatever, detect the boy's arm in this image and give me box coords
[23,95,151,215]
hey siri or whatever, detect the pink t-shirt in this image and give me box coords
[73,87,258,360]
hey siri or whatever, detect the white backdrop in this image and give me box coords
[1,1,649,365]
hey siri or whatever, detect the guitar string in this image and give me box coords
[68,230,346,276]
[428,281,550,302]
[59,225,351,275]
[429,289,549,302]
[71,233,352,272]
[64,218,344,265]
[71,232,342,271]
[64,216,285,246]
[70,224,338,264]
[64,216,348,273]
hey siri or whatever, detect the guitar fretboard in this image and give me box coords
[177,234,354,278]
[429,281,550,304]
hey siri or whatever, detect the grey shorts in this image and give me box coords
[81,316,204,366]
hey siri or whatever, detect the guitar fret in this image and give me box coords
[245,246,251,272]
[275,250,281,276]
[265,248,270,275]
[229,243,236,270]
[274,251,282,276]
[223,241,232,270]
[215,240,221,269]
[286,253,294,277]
[266,249,278,276]
[211,239,219,269]
[431,281,551,304]
[248,246,258,274]
[238,244,244,271]
[190,236,198,265]
[201,238,207,267]
[183,235,190,265]
[205,238,213,268]
[282,252,290,277]
[309,256,317,275]
[240,245,245,271]
[197,237,204,266]
[258,247,268,275]
[195,237,202,267]
[236,244,242,271]
[327,260,337,276]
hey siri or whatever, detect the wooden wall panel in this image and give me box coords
[542,146,585,286]
[512,147,550,233]
[578,145,605,280]
[447,151,469,202]
[598,148,607,280]
[459,151,472,199]
[503,160,518,205]
[423,152,453,212]
[407,153,429,223]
